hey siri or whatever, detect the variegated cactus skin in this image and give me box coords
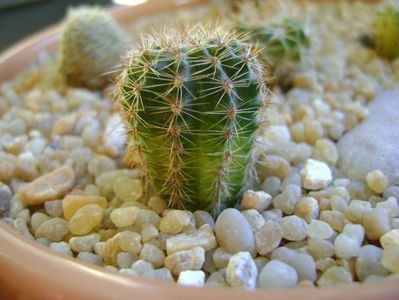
[375,5,399,60]
[118,27,267,213]
[236,19,310,63]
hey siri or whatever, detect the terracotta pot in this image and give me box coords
[0,0,398,299]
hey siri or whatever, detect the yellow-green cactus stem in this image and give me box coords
[117,26,268,213]
[375,5,399,60]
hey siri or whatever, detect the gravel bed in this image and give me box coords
[1,0,399,290]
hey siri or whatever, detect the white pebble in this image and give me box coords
[307,220,334,239]
[241,190,271,211]
[177,270,205,286]
[226,252,258,289]
[278,215,308,242]
[300,159,332,190]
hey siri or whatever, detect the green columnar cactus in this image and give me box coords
[59,6,129,89]
[117,26,267,213]
[236,19,310,63]
[375,5,399,60]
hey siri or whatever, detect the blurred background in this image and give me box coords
[0,0,116,51]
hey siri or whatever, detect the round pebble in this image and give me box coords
[258,260,298,289]
[215,208,255,255]
[69,204,104,235]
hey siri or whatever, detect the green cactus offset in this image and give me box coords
[236,19,310,63]
[59,6,129,89]
[117,26,268,213]
[375,4,399,60]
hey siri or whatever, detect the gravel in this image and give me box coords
[1,0,399,290]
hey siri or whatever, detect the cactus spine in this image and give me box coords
[117,26,267,213]
[375,5,399,60]
[59,6,129,89]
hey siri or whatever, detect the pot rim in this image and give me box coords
[0,0,398,299]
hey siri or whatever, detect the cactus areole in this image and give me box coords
[118,27,268,213]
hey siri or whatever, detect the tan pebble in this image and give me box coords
[35,217,69,242]
[380,229,399,249]
[241,190,271,211]
[366,170,389,194]
[113,177,143,202]
[164,246,205,276]
[135,209,161,229]
[140,243,165,268]
[320,210,347,232]
[241,209,265,232]
[363,207,391,241]
[141,224,159,243]
[69,233,100,252]
[147,196,167,215]
[317,266,353,287]
[69,204,104,235]
[294,197,319,223]
[52,113,76,136]
[166,224,217,255]
[102,234,121,266]
[312,139,338,166]
[159,210,191,234]
[44,199,64,218]
[213,247,232,269]
[15,151,40,181]
[0,154,16,183]
[110,206,139,228]
[30,212,51,234]
[255,221,283,256]
[345,200,371,224]
[257,155,291,181]
[381,246,399,273]
[193,210,215,230]
[118,230,142,254]
[290,122,306,143]
[63,195,107,220]
[20,166,75,206]
[307,238,334,259]
[304,118,323,145]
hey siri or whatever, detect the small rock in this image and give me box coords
[294,197,319,223]
[272,184,302,215]
[193,210,215,230]
[118,230,142,254]
[177,270,205,286]
[271,247,317,282]
[278,215,308,242]
[215,208,255,255]
[380,229,399,249]
[140,243,165,268]
[226,252,258,289]
[258,260,298,289]
[77,252,103,266]
[44,199,63,218]
[147,196,167,215]
[355,245,389,281]
[334,224,365,258]
[306,238,334,259]
[69,204,104,235]
[317,266,353,287]
[102,114,127,157]
[50,241,73,256]
[241,190,271,211]
[159,210,191,234]
[213,247,232,269]
[131,260,154,275]
[0,183,12,217]
[63,195,107,220]
[69,233,100,252]
[311,139,338,166]
[110,206,139,228]
[15,151,40,181]
[366,170,389,194]
[381,246,399,273]
[142,268,174,282]
[363,207,391,241]
[261,176,281,197]
[307,220,333,239]
[241,209,265,232]
[164,246,205,276]
[166,224,217,255]
[113,176,143,202]
[255,221,283,256]
[20,165,75,206]
[301,159,332,190]
[35,217,69,242]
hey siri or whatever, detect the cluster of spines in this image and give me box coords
[375,4,399,60]
[117,26,268,213]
